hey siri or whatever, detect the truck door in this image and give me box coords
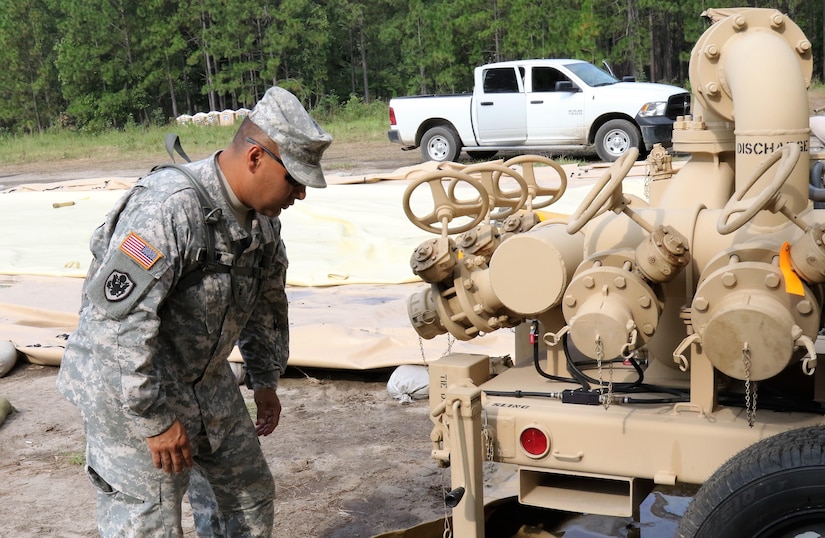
[526,66,586,144]
[474,67,527,145]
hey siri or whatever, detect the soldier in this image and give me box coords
[57,86,332,537]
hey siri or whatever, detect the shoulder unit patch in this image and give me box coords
[104,270,135,301]
[120,231,163,270]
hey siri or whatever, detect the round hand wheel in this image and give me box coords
[403,170,490,235]
[567,147,639,234]
[717,143,801,235]
[502,155,568,210]
[451,162,529,221]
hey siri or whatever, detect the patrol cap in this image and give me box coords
[248,86,333,188]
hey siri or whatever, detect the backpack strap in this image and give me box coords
[150,163,234,289]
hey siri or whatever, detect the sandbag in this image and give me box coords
[387,364,429,404]
[0,340,17,377]
[0,396,14,427]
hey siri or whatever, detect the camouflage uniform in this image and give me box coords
[57,154,288,537]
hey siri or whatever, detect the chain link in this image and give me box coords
[743,345,757,427]
[418,333,456,364]
[595,336,613,409]
[481,409,495,462]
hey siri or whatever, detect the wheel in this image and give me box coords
[717,143,800,234]
[421,126,461,162]
[594,119,641,162]
[451,162,529,221]
[677,426,825,538]
[466,150,498,160]
[566,147,638,234]
[502,155,568,210]
[402,170,490,235]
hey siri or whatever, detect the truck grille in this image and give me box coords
[666,93,691,119]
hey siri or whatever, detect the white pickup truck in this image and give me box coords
[387,59,690,162]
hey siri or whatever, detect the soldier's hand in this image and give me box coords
[254,387,281,437]
[146,419,193,473]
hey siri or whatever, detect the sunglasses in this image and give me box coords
[245,137,303,188]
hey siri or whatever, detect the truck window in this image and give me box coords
[532,67,569,92]
[483,68,520,94]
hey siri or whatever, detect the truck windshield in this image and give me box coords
[564,62,619,87]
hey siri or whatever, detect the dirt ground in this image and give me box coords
[0,139,463,538]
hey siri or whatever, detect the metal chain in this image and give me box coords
[443,334,455,357]
[481,409,495,462]
[418,333,456,364]
[743,345,756,427]
[595,336,612,409]
[441,467,453,538]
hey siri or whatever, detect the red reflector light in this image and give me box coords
[389,107,397,126]
[520,427,549,457]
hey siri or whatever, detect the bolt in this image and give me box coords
[583,276,595,289]
[797,300,813,315]
[473,304,484,315]
[770,13,784,29]
[694,296,709,312]
[414,243,433,261]
[639,296,651,309]
[797,40,812,54]
[732,15,747,31]
[564,295,577,307]
[705,82,719,96]
[642,323,655,336]
[614,276,627,289]
[704,44,719,59]
[463,278,474,290]
[808,255,818,265]
[721,272,737,288]
[764,273,780,289]
[488,317,500,329]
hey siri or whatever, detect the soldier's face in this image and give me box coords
[248,143,307,217]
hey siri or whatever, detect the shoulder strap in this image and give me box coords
[150,163,234,288]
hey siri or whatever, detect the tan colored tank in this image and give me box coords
[402,7,825,537]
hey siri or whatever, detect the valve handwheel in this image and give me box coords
[502,155,568,209]
[403,170,490,235]
[567,147,639,234]
[452,162,529,221]
[717,143,801,234]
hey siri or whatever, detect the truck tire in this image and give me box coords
[594,119,641,162]
[676,426,825,538]
[421,126,461,162]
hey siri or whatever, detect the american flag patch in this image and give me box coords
[120,231,162,270]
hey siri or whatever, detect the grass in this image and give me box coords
[0,99,390,168]
[64,451,85,466]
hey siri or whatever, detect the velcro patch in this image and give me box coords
[120,231,163,270]
[104,270,135,301]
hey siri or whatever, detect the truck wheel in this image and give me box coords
[421,126,461,162]
[676,426,825,538]
[594,119,641,162]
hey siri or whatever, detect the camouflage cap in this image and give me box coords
[248,87,333,188]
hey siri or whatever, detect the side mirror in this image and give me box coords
[555,80,576,92]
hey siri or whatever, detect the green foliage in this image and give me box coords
[0,0,824,133]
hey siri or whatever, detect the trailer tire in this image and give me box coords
[421,126,461,162]
[676,426,825,538]
[594,119,641,162]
